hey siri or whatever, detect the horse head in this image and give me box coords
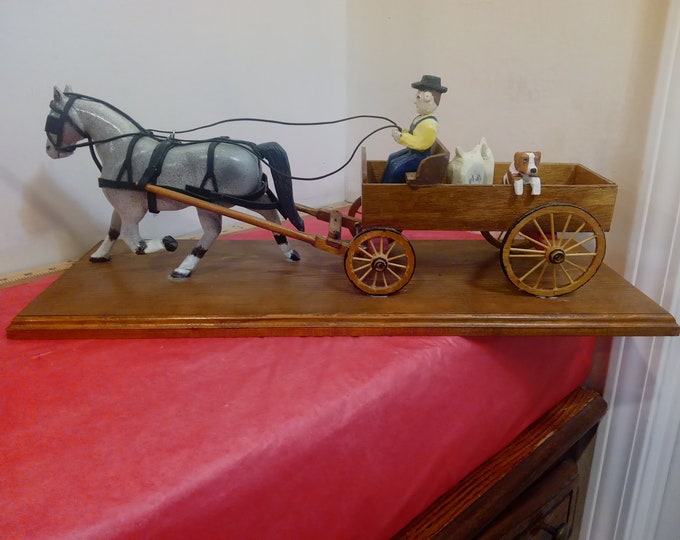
[45,85,87,159]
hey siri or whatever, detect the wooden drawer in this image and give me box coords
[477,459,579,539]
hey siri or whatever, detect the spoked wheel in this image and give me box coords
[348,196,362,218]
[481,230,506,249]
[344,228,416,295]
[501,203,606,297]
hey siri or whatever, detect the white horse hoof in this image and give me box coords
[169,269,191,280]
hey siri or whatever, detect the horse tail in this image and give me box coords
[257,142,304,231]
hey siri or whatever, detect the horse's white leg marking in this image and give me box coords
[256,208,301,262]
[102,189,178,256]
[170,209,222,280]
[90,210,122,262]
[118,220,177,255]
[134,235,178,254]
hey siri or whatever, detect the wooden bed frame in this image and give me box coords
[394,386,607,539]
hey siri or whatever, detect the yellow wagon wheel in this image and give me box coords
[501,203,606,297]
[481,230,506,249]
[345,228,416,295]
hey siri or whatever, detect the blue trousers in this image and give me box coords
[381,148,430,184]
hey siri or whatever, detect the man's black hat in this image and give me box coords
[411,75,448,94]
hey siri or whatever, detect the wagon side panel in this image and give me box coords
[361,162,617,232]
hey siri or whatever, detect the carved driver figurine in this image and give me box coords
[382,75,448,184]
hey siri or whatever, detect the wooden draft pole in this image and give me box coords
[144,184,351,255]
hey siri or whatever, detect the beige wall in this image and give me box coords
[346,0,670,272]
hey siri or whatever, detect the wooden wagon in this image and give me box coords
[148,139,617,298]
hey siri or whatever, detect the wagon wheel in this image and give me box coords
[344,228,416,295]
[501,203,606,297]
[347,196,362,218]
[481,230,506,249]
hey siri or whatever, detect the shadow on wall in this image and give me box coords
[19,165,104,261]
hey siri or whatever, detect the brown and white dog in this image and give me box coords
[503,151,541,195]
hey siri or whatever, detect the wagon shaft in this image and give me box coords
[145,185,349,255]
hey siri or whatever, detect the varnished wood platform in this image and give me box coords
[7,240,679,339]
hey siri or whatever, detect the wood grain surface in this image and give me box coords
[7,239,678,339]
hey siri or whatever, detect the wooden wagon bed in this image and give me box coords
[361,161,617,232]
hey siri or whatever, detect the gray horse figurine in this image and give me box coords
[45,85,304,279]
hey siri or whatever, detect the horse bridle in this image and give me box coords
[45,94,90,152]
[45,93,110,170]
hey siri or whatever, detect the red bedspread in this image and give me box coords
[1,226,595,539]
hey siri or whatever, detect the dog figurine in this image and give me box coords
[447,137,495,185]
[503,151,541,195]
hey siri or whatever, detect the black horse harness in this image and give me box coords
[45,93,281,214]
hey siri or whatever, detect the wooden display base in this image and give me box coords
[7,240,679,339]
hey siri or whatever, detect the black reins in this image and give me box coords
[44,92,399,181]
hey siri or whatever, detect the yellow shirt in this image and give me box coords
[398,115,438,151]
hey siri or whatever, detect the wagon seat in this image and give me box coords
[404,138,450,186]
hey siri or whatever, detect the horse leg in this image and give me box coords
[90,210,122,262]
[116,217,178,256]
[101,190,178,255]
[257,208,301,262]
[170,209,221,280]
[91,207,176,261]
